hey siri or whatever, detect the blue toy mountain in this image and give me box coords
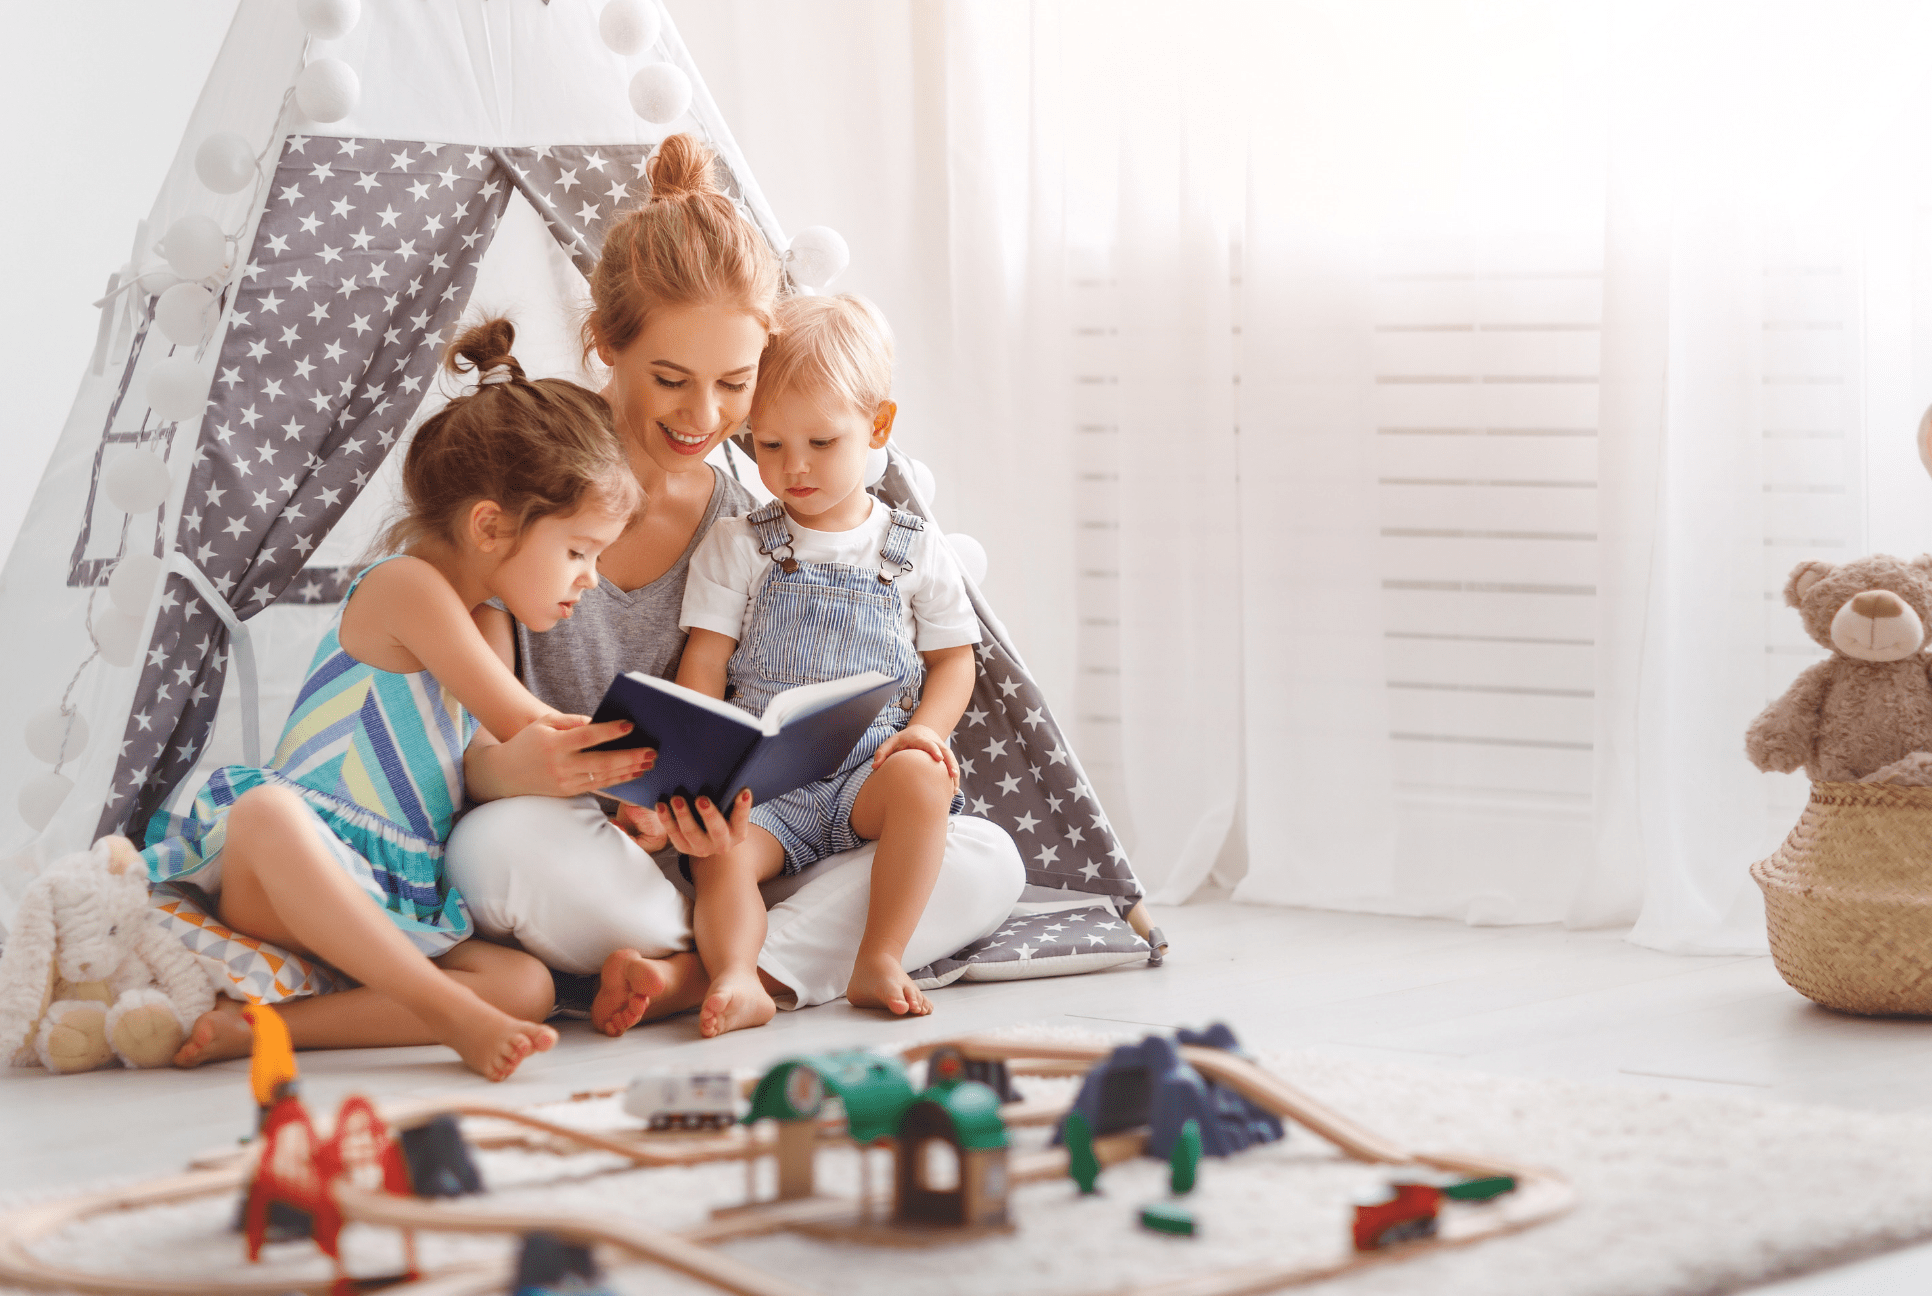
[1054,1023,1285,1159]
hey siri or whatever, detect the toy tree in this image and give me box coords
[1169,1118,1201,1196]
[1065,1110,1101,1194]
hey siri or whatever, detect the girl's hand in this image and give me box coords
[653,789,755,858]
[486,713,655,799]
[872,724,959,786]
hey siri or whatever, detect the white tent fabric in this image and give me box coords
[0,0,1147,954]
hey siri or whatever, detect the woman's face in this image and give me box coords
[599,302,768,476]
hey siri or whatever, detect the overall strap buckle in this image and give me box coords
[877,508,924,585]
[748,501,799,573]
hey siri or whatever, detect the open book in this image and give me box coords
[587,670,903,811]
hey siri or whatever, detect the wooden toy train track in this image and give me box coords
[0,1033,1574,1296]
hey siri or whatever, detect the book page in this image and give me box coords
[622,672,762,729]
[759,670,896,735]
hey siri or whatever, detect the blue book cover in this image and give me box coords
[588,670,902,810]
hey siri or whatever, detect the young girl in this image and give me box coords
[676,294,981,1036]
[150,318,652,1080]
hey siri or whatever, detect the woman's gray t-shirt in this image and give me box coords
[515,465,754,715]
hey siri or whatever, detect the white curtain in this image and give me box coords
[667,0,1932,950]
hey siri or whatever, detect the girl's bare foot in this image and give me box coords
[698,970,776,1038]
[173,999,254,1068]
[430,1000,558,1081]
[592,949,675,1037]
[846,952,932,1017]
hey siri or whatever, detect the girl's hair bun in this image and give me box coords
[646,133,720,203]
[445,316,526,383]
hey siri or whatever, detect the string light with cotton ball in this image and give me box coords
[154,283,218,347]
[91,608,144,670]
[296,59,360,123]
[947,534,989,585]
[18,773,74,834]
[24,706,88,768]
[158,214,228,283]
[102,450,173,515]
[785,226,850,291]
[108,554,165,620]
[600,0,660,55]
[297,0,360,39]
[147,355,212,423]
[629,63,692,125]
[194,133,258,194]
[865,446,889,487]
[906,458,937,504]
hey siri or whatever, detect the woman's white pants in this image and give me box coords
[444,796,1025,1008]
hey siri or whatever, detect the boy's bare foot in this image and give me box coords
[592,949,677,1037]
[173,999,253,1068]
[846,952,932,1017]
[432,1001,558,1082]
[698,970,776,1038]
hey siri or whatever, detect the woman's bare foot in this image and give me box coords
[846,951,932,1017]
[592,949,683,1037]
[173,999,254,1068]
[429,1000,558,1081]
[698,969,776,1038]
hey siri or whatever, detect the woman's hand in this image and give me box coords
[464,713,655,802]
[871,724,959,789]
[630,788,755,858]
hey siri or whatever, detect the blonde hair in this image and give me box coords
[380,317,642,555]
[585,134,782,363]
[752,294,895,420]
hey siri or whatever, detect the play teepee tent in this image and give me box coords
[0,0,1158,992]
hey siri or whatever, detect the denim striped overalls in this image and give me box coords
[729,500,960,873]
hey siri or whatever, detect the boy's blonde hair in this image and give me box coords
[752,294,895,419]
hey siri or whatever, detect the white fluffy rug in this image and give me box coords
[15,1038,1932,1296]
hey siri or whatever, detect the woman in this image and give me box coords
[443,135,1024,1035]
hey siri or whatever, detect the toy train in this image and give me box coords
[1352,1174,1517,1250]
[623,1070,739,1131]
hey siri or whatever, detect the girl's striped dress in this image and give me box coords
[141,557,478,956]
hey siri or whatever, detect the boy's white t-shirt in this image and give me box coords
[680,497,981,653]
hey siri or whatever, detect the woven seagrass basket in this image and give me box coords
[1752,781,1932,1016]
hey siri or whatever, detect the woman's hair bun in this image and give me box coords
[646,134,720,203]
[445,316,525,382]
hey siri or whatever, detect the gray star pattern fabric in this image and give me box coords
[101,134,517,841]
[869,455,1144,908]
[912,905,1152,986]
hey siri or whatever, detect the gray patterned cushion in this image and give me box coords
[910,905,1152,987]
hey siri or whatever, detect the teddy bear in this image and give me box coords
[0,835,218,1072]
[1746,554,1932,783]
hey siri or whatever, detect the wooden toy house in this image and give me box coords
[893,1080,1011,1229]
[744,1052,916,1200]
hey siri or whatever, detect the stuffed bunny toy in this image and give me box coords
[0,835,218,1072]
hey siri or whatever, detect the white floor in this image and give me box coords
[4,901,1929,1293]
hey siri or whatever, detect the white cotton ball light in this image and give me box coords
[296,59,360,124]
[24,706,89,766]
[147,355,212,423]
[194,133,257,194]
[108,553,165,619]
[1918,403,1932,480]
[103,449,174,514]
[297,0,360,39]
[785,226,850,290]
[155,282,218,346]
[947,533,988,585]
[92,608,144,668]
[18,772,73,833]
[159,215,227,282]
[907,457,936,504]
[600,0,660,55]
[864,446,889,488]
[628,63,692,125]
[137,266,181,299]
